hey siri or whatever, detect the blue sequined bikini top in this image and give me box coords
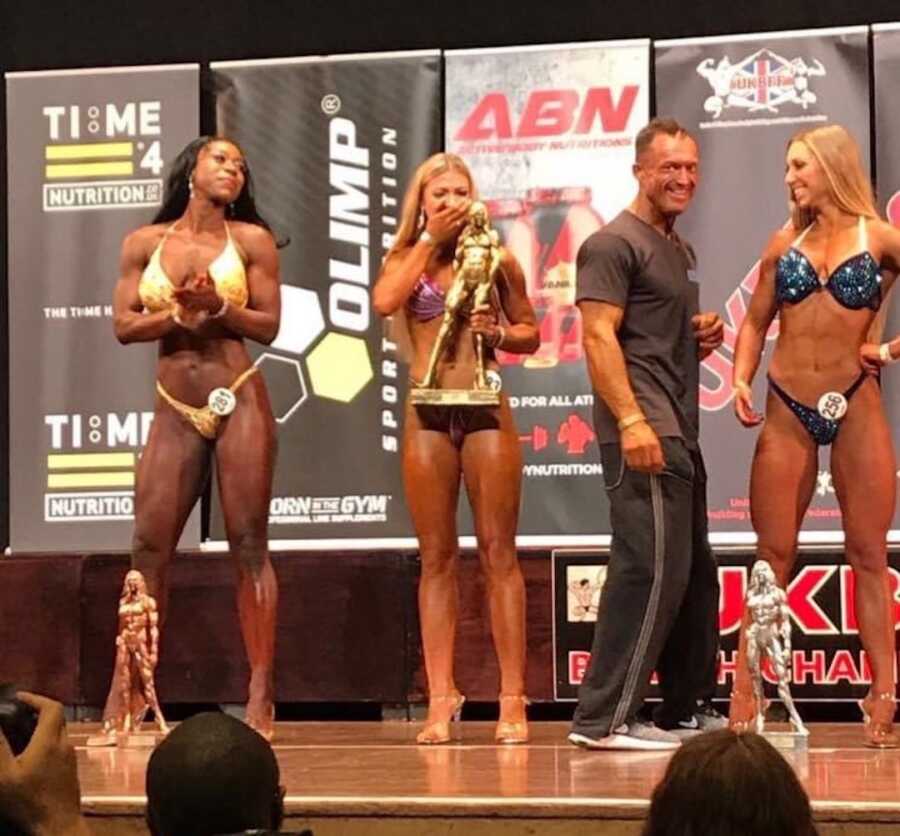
[775,216,881,311]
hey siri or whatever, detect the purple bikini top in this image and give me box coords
[407,273,445,321]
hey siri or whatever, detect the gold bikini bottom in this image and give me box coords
[156,366,258,439]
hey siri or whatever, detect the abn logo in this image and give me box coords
[455,87,639,141]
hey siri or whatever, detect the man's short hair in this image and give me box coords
[635,117,696,161]
[146,712,283,836]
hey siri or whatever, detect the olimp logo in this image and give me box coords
[696,48,826,120]
[254,116,375,425]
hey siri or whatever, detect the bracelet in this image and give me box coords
[487,326,506,350]
[734,379,752,393]
[879,342,896,364]
[209,299,229,320]
[172,309,185,327]
[418,229,435,246]
[617,413,646,432]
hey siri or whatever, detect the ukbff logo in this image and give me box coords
[696,49,826,123]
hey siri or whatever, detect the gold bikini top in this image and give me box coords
[139,222,250,313]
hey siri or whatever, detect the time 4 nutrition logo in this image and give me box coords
[696,48,826,126]
[42,101,164,211]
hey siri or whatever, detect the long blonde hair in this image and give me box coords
[787,124,879,230]
[388,152,476,257]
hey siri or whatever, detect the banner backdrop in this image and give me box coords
[553,549,900,701]
[212,51,441,545]
[445,40,650,541]
[655,27,873,541]
[873,23,900,540]
[6,64,200,552]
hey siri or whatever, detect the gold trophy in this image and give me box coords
[410,201,503,406]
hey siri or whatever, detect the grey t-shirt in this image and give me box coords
[575,210,700,447]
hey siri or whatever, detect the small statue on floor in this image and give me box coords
[87,570,168,746]
[745,560,808,736]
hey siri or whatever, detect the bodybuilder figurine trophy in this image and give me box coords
[410,201,503,405]
[87,570,169,747]
[745,560,809,745]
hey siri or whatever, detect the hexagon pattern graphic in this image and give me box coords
[306,333,373,403]
[270,286,325,356]
[253,353,308,423]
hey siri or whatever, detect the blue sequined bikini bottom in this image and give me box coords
[767,373,867,446]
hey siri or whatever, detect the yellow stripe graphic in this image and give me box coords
[47,453,135,470]
[48,472,135,489]
[45,162,134,179]
[45,142,133,160]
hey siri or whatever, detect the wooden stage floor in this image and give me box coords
[72,721,900,835]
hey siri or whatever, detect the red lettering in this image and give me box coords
[786,566,838,634]
[825,649,861,684]
[792,650,827,684]
[699,349,732,411]
[517,90,578,138]
[718,567,746,634]
[575,85,639,134]
[569,650,590,685]
[454,92,513,141]
[455,86,642,142]
[840,566,900,634]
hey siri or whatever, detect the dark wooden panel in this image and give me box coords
[81,551,412,704]
[0,555,83,701]
[271,552,410,702]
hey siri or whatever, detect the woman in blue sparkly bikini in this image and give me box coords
[374,153,538,744]
[731,124,900,747]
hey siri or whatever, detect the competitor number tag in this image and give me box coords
[208,387,237,416]
[817,391,847,421]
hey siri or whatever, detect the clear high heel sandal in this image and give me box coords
[859,691,899,749]
[416,692,465,745]
[495,694,530,744]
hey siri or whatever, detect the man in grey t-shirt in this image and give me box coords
[568,118,726,751]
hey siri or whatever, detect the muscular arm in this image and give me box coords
[578,301,641,420]
[147,599,160,666]
[578,300,663,472]
[215,225,281,345]
[373,241,437,315]
[373,202,470,315]
[733,229,785,387]
[776,589,792,646]
[493,252,539,354]
[113,229,178,344]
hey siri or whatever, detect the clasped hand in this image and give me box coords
[172,273,224,329]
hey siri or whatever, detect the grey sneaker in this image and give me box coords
[694,700,728,731]
[569,721,680,751]
[667,714,703,739]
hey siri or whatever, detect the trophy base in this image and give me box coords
[409,388,500,406]
[761,728,809,751]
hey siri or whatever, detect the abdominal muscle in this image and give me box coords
[767,295,873,402]
[156,330,253,407]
